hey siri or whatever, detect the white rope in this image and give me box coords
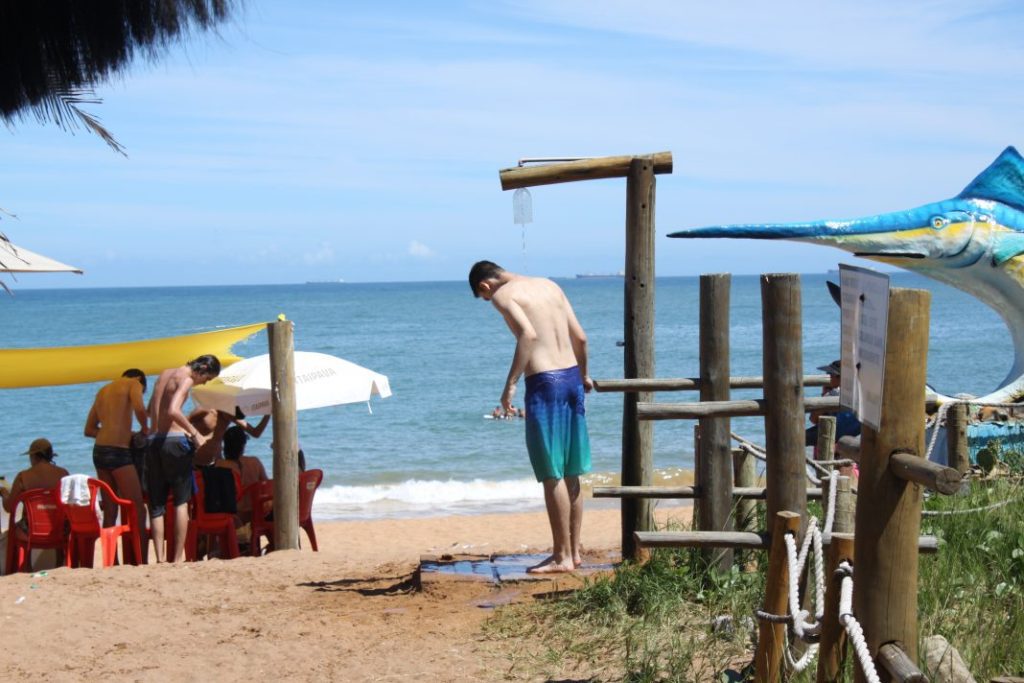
[837,562,881,683]
[783,630,819,674]
[922,494,1020,516]
[784,525,825,640]
[731,432,849,485]
[924,401,953,461]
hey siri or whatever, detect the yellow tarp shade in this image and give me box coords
[0,322,268,389]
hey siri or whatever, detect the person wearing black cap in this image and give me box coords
[805,361,861,447]
[1,438,70,514]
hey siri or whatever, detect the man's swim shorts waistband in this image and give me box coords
[525,365,581,391]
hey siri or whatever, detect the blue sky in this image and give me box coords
[3,0,1024,287]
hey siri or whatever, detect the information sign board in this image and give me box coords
[839,264,890,431]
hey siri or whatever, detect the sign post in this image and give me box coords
[839,264,890,431]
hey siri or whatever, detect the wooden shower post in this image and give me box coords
[499,152,673,561]
[268,319,299,551]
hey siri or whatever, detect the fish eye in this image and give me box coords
[931,216,949,229]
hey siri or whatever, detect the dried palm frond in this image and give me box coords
[0,0,238,147]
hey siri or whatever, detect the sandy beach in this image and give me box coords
[0,505,692,682]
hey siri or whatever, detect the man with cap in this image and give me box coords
[805,360,861,447]
[0,438,70,514]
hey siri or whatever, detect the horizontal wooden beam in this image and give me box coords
[639,395,939,420]
[592,374,832,393]
[593,485,823,500]
[638,395,837,419]
[637,530,767,549]
[636,530,939,553]
[498,151,673,190]
[889,451,963,495]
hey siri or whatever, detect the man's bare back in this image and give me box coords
[85,376,147,448]
[150,367,198,436]
[477,271,591,413]
[490,275,581,376]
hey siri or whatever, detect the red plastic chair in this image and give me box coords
[185,469,240,561]
[3,486,65,575]
[63,478,143,569]
[245,479,275,556]
[248,469,323,556]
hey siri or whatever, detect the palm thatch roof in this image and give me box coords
[0,0,237,151]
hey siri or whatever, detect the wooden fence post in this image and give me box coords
[946,402,970,474]
[761,274,807,531]
[816,415,837,462]
[269,320,300,551]
[853,288,930,681]
[733,448,757,534]
[621,157,656,560]
[817,534,855,683]
[755,511,802,683]
[698,273,733,571]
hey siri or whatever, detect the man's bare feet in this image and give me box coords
[573,555,583,569]
[526,555,575,574]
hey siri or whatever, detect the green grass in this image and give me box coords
[486,480,1024,681]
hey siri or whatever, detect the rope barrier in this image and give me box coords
[922,494,1021,516]
[731,432,851,485]
[752,469,846,675]
[837,562,881,683]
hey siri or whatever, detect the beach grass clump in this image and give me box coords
[918,477,1024,677]
[489,478,1024,681]
[485,517,763,681]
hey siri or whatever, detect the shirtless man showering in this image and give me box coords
[147,354,221,562]
[469,261,592,573]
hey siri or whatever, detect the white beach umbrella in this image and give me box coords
[192,351,392,416]
[1,236,83,273]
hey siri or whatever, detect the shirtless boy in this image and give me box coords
[147,354,221,562]
[84,368,149,561]
[469,260,592,573]
[189,407,270,467]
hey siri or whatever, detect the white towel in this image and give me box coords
[60,474,92,507]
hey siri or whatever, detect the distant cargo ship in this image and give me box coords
[305,279,346,284]
[575,271,624,279]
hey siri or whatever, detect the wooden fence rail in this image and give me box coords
[592,375,832,392]
[593,486,823,500]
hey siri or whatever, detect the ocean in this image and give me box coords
[0,272,1011,520]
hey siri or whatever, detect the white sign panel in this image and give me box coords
[839,264,890,431]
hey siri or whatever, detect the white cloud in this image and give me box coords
[408,240,436,259]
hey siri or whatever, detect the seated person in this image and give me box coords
[1,438,70,515]
[0,438,70,573]
[216,425,269,526]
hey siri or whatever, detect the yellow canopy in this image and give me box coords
[0,322,268,389]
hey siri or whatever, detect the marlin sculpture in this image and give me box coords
[669,146,1024,405]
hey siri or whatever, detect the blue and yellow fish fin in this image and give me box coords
[958,146,1024,212]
